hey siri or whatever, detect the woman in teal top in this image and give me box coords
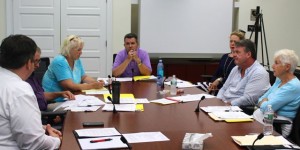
[42,35,104,102]
[253,49,300,137]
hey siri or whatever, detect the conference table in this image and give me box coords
[60,81,264,150]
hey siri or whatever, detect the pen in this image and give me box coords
[90,138,112,143]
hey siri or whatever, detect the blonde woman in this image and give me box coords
[42,35,104,102]
[207,30,246,92]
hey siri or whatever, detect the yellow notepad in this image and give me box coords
[136,104,144,111]
[225,119,253,123]
[133,76,151,81]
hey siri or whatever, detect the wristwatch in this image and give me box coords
[138,62,142,66]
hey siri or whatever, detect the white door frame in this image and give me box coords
[5,0,113,77]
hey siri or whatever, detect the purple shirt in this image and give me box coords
[26,73,47,111]
[113,48,152,77]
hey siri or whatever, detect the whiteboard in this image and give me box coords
[139,0,233,54]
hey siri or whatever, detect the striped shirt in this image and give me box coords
[217,60,270,106]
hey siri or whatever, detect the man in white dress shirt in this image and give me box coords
[217,39,270,106]
[0,34,61,149]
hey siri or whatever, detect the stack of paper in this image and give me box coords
[82,87,109,95]
[208,111,253,122]
[164,79,198,88]
[166,94,215,103]
[201,106,242,113]
[74,128,128,149]
[102,104,136,112]
[54,95,105,112]
[231,135,291,146]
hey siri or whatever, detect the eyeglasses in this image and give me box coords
[33,59,41,65]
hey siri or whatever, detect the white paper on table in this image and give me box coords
[201,106,242,113]
[96,77,109,85]
[123,132,170,143]
[105,97,136,104]
[167,94,215,103]
[212,111,253,119]
[115,77,133,82]
[84,89,110,95]
[65,106,101,112]
[75,128,121,137]
[78,136,128,150]
[53,95,105,111]
[150,98,178,105]
[102,104,136,111]
[135,98,150,104]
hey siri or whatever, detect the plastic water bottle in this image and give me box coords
[157,59,164,86]
[263,105,274,135]
[170,75,177,95]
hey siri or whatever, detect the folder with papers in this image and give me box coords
[74,128,128,150]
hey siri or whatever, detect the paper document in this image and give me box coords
[82,88,109,95]
[115,77,133,82]
[104,93,135,104]
[135,98,150,104]
[166,93,215,103]
[102,104,136,112]
[96,77,109,85]
[53,95,105,112]
[78,136,128,150]
[231,135,292,146]
[150,98,178,105]
[211,111,252,119]
[123,132,170,143]
[201,106,242,113]
[165,79,198,88]
[75,128,121,138]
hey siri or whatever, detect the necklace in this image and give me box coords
[223,54,234,78]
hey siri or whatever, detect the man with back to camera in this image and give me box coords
[0,34,61,149]
[112,33,152,77]
[217,39,270,106]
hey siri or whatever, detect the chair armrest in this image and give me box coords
[273,119,292,125]
[239,105,255,115]
[41,111,66,117]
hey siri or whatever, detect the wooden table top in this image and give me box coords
[60,81,263,150]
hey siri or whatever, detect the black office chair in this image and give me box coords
[35,57,50,83]
[35,57,65,130]
[113,53,117,63]
[273,107,300,146]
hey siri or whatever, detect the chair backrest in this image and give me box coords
[34,57,50,83]
[113,53,117,63]
[289,107,300,145]
[267,70,276,85]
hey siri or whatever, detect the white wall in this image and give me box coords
[112,0,131,54]
[238,0,300,67]
[0,0,5,40]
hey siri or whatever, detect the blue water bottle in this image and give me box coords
[157,59,164,86]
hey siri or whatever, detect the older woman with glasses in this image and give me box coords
[253,49,300,137]
[42,35,104,102]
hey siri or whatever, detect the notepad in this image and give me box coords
[231,135,291,146]
[74,128,128,149]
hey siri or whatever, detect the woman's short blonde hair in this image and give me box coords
[60,35,84,56]
[230,30,246,40]
[274,49,299,73]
